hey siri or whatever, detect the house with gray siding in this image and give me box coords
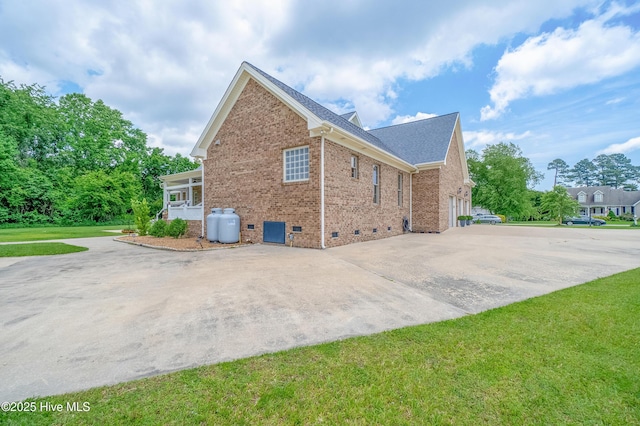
[566,186,640,217]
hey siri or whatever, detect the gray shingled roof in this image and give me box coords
[244,62,458,166]
[340,112,355,120]
[567,186,640,206]
[368,113,459,164]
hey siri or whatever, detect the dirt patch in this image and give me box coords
[114,235,247,251]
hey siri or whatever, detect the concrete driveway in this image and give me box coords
[1,226,638,402]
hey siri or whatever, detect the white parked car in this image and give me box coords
[476,214,502,224]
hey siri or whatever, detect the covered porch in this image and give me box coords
[158,168,203,221]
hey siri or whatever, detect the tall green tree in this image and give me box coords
[467,142,542,220]
[541,185,580,224]
[547,158,570,187]
[569,158,597,186]
[66,170,141,222]
[57,93,148,174]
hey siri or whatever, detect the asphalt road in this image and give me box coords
[1,225,638,402]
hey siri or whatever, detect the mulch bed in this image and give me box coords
[114,235,248,251]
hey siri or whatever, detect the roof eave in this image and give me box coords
[311,123,418,172]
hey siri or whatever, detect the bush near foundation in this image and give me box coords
[167,218,188,238]
[149,220,168,237]
[496,214,506,223]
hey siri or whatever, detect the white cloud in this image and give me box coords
[0,0,608,154]
[481,4,640,120]
[463,130,532,149]
[391,112,438,125]
[598,136,640,155]
[605,97,624,105]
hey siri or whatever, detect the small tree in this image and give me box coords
[541,186,580,224]
[131,198,151,236]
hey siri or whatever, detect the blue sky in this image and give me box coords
[1,0,639,189]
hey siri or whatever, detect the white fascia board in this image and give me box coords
[415,161,444,170]
[313,123,417,173]
[190,66,251,159]
[431,113,470,184]
[159,168,202,182]
[453,115,471,183]
[191,62,322,159]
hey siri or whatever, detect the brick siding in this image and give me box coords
[411,132,471,232]
[203,78,322,248]
[200,76,469,247]
[323,140,410,247]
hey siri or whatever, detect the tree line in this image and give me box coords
[547,155,640,190]
[0,78,198,225]
[467,143,640,222]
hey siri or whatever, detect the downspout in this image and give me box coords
[409,172,413,229]
[200,158,205,237]
[320,133,326,249]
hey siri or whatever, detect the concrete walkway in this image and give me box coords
[1,226,638,402]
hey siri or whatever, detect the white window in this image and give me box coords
[283,146,309,182]
[578,193,586,203]
[351,155,359,179]
[594,192,603,202]
[397,173,403,206]
[373,165,380,204]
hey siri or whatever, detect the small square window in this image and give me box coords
[387,226,391,231]
[331,231,339,238]
[292,226,302,232]
[373,228,377,233]
[247,224,255,230]
[354,230,360,235]
[283,146,309,182]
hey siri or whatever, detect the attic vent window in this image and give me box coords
[373,228,378,233]
[292,226,302,232]
[331,232,339,238]
[354,230,360,235]
[247,224,255,230]
[283,146,309,182]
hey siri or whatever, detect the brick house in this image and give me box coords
[161,62,473,248]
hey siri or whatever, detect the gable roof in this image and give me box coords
[191,61,469,182]
[567,186,640,206]
[340,111,363,128]
[368,113,459,165]
[245,62,404,159]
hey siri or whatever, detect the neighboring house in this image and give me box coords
[566,186,640,217]
[160,62,473,248]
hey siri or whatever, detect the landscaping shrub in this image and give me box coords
[607,210,617,220]
[131,199,151,236]
[619,212,634,221]
[593,215,608,221]
[167,218,188,238]
[496,214,507,223]
[149,220,168,237]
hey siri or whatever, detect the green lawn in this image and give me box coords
[2,269,639,425]
[0,242,88,257]
[0,225,124,242]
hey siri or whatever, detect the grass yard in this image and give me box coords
[0,225,123,242]
[2,269,639,425]
[0,242,88,257]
